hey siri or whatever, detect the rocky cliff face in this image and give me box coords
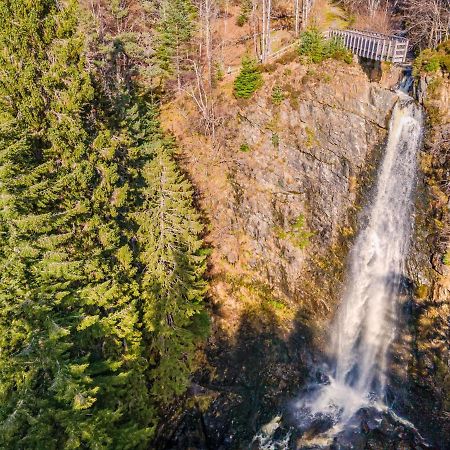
[158,59,402,449]
[224,62,396,304]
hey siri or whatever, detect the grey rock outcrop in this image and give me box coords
[223,62,397,302]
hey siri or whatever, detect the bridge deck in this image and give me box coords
[328,29,409,63]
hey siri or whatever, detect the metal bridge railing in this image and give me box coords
[327,28,409,63]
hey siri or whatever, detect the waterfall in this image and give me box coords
[251,93,426,449]
[305,94,424,425]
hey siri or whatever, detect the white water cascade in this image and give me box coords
[303,94,424,428]
[251,94,425,449]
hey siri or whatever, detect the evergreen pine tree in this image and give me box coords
[233,56,263,99]
[135,143,209,403]
[155,0,196,88]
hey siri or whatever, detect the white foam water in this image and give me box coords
[300,93,424,427]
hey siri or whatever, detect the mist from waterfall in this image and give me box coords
[303,94,424,426]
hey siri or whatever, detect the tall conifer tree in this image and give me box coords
[155,0,196,89]
[136,145,209,402]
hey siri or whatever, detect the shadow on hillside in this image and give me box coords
[155,303,321,450]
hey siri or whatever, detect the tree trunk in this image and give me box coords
[294,0,300,36]
[261,0,271,62]
[302,0,310,30]
[266,0,271,60]
[262,0,266,61]
[251,0,259,57]
[204,0,213,90]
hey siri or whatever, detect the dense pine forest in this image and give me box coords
[0,0,449,449]
[0,0,208,448]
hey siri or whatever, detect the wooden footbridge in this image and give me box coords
[327,29,409,63]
